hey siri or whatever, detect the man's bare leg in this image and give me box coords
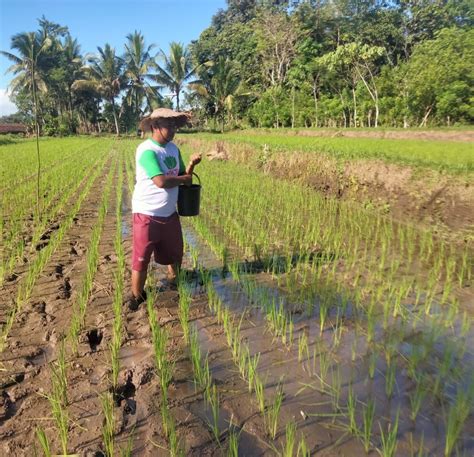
[131,269,147,297]
[167,263,180,283]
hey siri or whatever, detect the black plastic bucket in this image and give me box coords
[178,172,201,217]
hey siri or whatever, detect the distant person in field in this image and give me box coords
[128,108,201,310]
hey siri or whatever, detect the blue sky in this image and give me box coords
[0,0,226,114]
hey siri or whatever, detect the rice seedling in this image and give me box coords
[254,375,266,414]
[101,391,115,457]
[460,311,470,338]
[282,420,297,457]
[432,343,456,400]
[351,338,358,362]
[361,397,376,453]
[457,249,470,286]
[45,343,69,456]
[409,432,425,457]
[297,437,310,457]
[110,270,124,392]
[246,349,260,393]
[178,280,191,344]
[207,383,221,443]
[330,366,342,412]
[227,427,240,457]
[409,373,427,421]
[189,325,210,391]
[317,343,331,386]
[319,297,330,335]
[377,408,399,457]
[346,385,358,435]
[147,295,168,373]
[52,341,68,405]
[36,426,51,457]
[444,385,473,457]
[285,318,294,348]
[298,331,310,362]
[189,244,199,270]
[119,429,136,457]
[168,417,183,457]
[265,381,284,439]
[385,359,397,399]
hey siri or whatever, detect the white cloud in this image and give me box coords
[0,89,17,116]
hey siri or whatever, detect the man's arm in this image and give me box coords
[152,174,191,188]
[139,149,191,188]
[185,153,202,175]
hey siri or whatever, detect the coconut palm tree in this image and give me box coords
[189,56,246,131]
[123,31,162,121]
[1,31,52,214]
[80,44,125,135]
[58,35,83,129]
[1,31,51,112]
[152,42,202,111]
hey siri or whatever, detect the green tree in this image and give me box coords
[1,30,52,213]
[189,56,247,131]
[318,42,385,127]
[402,27,474,126]
[123,31,161,124]
[152,42,201,111]
[1,31,52,124]
[79,44,125,135]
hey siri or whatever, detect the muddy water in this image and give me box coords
[182,224,474,456]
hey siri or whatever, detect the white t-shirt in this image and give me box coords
[132,139,185,217]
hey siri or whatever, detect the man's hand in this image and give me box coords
[189,153,202,167]
[182,174,192,186]
[186,153,202,175]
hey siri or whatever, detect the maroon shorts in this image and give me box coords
[132,212,183,271]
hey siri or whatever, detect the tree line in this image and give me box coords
[2,1,473,134]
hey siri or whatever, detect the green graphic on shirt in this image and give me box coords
[163,156,177,169]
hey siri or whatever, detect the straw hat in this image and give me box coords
[139,108,190,131]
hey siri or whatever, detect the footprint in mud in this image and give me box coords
[123,398,136,415]
[98,254,119,272]
[6,272,18,282]
[69,241,86,256]
[51,263,63,279]
[86,328,103,352]
[39,223,60,242]
[84,451,105,457]
[0,391,16,421]
[113,370,136,407]
[40,232,51,242]
[35,240,49,251]
[57,277,71,299]
[31,300,46,314]
[0,372,25,390]
[103,254,118,263]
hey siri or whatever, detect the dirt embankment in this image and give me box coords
[182,138,474,244]
[257,128,474,142]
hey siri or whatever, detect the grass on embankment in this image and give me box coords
[191,131,474,174]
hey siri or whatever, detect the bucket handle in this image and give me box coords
[192,172,201,186]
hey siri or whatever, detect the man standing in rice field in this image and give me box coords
[127,108,201,310]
